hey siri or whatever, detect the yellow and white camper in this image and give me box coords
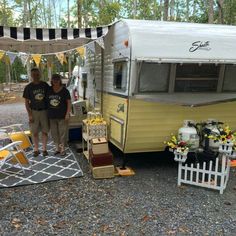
[81,19,236,154]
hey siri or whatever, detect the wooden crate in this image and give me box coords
[91,138,109,155]
[92,165,114,179]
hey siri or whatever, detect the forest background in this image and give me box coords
[0,0,235,83]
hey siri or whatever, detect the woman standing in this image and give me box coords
[47,74,71,156]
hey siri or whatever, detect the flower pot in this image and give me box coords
[219,141,233,155]
[174,150,188,163]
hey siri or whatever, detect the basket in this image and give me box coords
[219,141,233,155]
[92,165,114,179]
[174,151,188,163]
[83,120,107,139]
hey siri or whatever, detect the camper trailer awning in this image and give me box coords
[135,58,236,64]
[0,25,109,53]
[133,93,236,107]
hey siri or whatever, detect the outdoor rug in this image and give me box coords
[0,141,83,188]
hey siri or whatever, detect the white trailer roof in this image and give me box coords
[122,19,236,63]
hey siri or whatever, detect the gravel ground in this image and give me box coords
[0,102,236,235]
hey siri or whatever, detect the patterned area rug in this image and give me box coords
[0,142,83,188]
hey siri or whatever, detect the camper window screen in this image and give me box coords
[223,65,236,92]
[175,64,219,92]
[113,62,127,91]
[139,63,170,92]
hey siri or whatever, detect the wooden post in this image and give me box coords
[177,162,182,186]
[101,48,104,114]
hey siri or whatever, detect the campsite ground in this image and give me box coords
[0,102,236,235]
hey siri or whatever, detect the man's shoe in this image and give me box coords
[33,151,40,157]
[42,151,48,157]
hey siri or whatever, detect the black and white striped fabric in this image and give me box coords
[0,26,109,41]
[0,25,110,53]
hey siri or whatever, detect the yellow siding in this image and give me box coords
[125,99,236,153]
[102,93,128,150]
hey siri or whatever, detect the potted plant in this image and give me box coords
[207,125,236,157]
[165,135,190,163]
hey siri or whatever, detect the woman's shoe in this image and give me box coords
[33,151,40,157]
[54,151,60,155]
[60,151,66,157]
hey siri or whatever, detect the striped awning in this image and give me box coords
[0,25,109,54]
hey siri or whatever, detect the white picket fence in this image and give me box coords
[177,154,231,194]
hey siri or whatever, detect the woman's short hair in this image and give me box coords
[51,73,62,86]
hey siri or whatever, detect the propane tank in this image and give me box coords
[178,120,200,150]
[204,119,220,150]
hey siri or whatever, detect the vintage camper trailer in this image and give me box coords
[82,19,236,154]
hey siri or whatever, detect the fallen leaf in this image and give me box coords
[11,218,22,230]
[179,226,190,233]
[166,230,176,235]
[120,231,126,236]
[37,217,47,226]
[11,218,21,224]
[142,215,150,222]
[52,220,67,229]
[101,225,109,232]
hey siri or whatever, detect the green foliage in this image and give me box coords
[1,0,236,84]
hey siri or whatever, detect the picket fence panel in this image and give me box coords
[177,154,231,194]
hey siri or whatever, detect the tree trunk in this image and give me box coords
[28,0,33,27]
[217,0,224,24]
[208,0,214,24]
[169,0,175,20]
[159,0,163,20]
[132,0,137,19]
[193,0,197,17]
[67,0,70,28]
[23,0,28,26]
[77,0,82,28]
[52,0,57,27]
[163,0,169,21]
[186,0,190,21]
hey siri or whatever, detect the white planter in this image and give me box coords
[219,141,233,155]
[174,151,188,163]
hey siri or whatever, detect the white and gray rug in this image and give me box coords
[0,142,83,188]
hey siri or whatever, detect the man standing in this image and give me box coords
[23,68,49,157]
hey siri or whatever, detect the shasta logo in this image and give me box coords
[189,41,211,52]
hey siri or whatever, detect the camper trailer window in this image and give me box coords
[139,63,170,92]
[113,61,127,91]
[175,64,219,92]
[223,65,236,92]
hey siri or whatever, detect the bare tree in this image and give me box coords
[208,0,214,23]
[217,0,224,24]
[163,0,169,21]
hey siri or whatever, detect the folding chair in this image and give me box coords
[1,124,32,152]
[0,141,31,175]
